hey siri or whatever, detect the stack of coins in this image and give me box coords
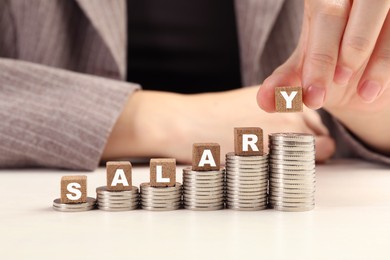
[268,133,316,212]
[183,167,225,210]
[52,197,96,212]
[225,152,268,210]
[96,186,139,211]
[140,182,182,211]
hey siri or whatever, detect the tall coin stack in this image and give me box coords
[225,152,268,210]
[183,167,225,210]
[96,186,139,211]
[268,133,316,212]
[183,143,224,210]
[140,183,182,211]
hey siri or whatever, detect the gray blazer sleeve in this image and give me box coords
[319,110,390,166]
[0,58,140,170]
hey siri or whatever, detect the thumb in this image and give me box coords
[315,135,336,163]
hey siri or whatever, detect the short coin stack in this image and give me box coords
[53,197,96,212]
[96,186,139,211]
[140,182,182,211]
[225,152,268,210]
[268,133,316,212]
[183,167,225,210]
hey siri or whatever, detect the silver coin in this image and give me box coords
[270,173,315,179]
[140,182,182,190]
[96,199,138,204]
[269,163,315,170]
[269,155,315,162]
[183,167,225,174]
[141,193,182,199]
[97,201,138,207]
[269,198,315,204]
[141,201,182,207]
[183,176,224,182]
[226,160,268,165]
[184,205,224,211]
[226,169,268,174]
[269,159,315,166]
[227,197,267,203]
[269,188,315,195]
[271,205,315,212]
[184,202,224,208]
[53,197,96,209]
[53,205,95,212]
[270,182,315,189]
[141,205,181,211]
[183,182,224,188]
[96,186,139,195]
[226,205,267,211]
[270,200,315,207]
[269,141,314,148]
[226,176,268,182]
[226,152,268,160]
[98,205,138,211]
[226,163,268,169]
[269,137,314,143]
[183,190,225,196]
[183,175,224,182]
[226,176,268,185]
[184,198,224,204]
[269,133,314,141]
[227,190,267,197]
[270,177,315,184]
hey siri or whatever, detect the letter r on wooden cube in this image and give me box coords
[106,161,132,191]
[60,175,87,204]
[192,143,220,171]
[150,158,176,187]
[234,127,263,156]
[275,86,303,112]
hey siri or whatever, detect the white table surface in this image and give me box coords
[1,159,390,260]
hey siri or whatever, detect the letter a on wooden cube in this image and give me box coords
[192,143,220,171]
[106,161,132,191]
[275,86,303,112]
[234,127,263,156]
[150,158,176,187]
[61,175,87,204]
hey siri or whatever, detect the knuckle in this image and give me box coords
[344,35,371,53]
[375,48,390,68]
[317,0,349,18]
[308,52,337,68]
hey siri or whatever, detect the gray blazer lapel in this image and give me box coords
[76,0,127,78]
[235,0,285,86]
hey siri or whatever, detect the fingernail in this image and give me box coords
[306,85,326,109]
[334,66,353,85]
[359,80,382,103]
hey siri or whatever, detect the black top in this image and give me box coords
[127,0,241,94]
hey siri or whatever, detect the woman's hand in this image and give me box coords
[257,0,390,111]
[103,87,335,163]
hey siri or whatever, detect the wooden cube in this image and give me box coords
[192,143,220,171]
[275,86,303,112]
[150,158,176,187]
[106,161,132,191]
[60,175,87,204]
[234,127,263,156]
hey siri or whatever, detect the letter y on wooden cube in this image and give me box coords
[192,143,220,171]
[275,86,303,112]
[234,127,263,156]
[150,158,176,187]
[61,175,87,204]
[106,161,132,191]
